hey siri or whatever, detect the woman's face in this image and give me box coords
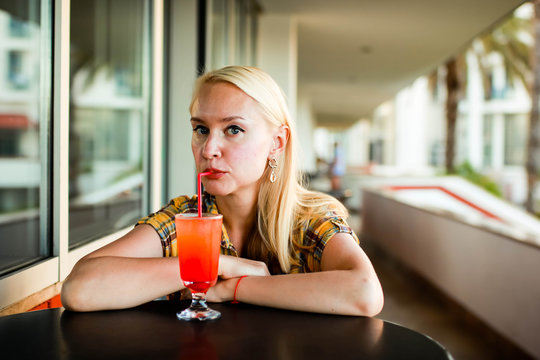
[190,82,276,198]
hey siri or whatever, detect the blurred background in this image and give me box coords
[1,0,539,358]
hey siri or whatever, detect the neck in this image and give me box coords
[215,190,258,253]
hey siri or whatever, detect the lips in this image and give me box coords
[204,168,227,179]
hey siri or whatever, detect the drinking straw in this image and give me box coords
[197,171,213,217]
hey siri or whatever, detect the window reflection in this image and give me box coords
[69,0,149,248]
[0,1,49,275]
[235,0,248,64]
[210,0,258,70]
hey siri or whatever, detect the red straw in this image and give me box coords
[197,171,212,217]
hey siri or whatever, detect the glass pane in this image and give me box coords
[211,0,228,69]
[504,114,526,166]
[69,0,149,248]
[0,0,50,275]
[248,1,258,65]
[235,0,247,64]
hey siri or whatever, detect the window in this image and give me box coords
[482,115,494,167]
[9,17,32,37]
[0,0,169,312]
[0,1,50,276]
[7,51,30,89]
[69,0,150,248]
[0,0,259,313]
[211,0,229,69]
[235,0,248,64]
[504,114,526,166]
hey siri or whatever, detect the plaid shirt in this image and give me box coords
[136,194,359,274]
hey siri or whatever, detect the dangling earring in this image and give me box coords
[268,157,278,183]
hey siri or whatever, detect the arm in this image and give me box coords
[61,224,269,312]
[207,232,384,316]
[61,225,181,311]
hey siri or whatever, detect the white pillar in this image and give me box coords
[466,50,484,168]
[346,120,370,167]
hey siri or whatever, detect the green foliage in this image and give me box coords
[451,161,503,198]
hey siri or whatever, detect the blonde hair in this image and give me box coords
[190,66,347,272]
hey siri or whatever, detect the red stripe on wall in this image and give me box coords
[384,185,502,221]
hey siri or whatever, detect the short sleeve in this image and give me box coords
[295,214,359,273]
[136,195,197,257]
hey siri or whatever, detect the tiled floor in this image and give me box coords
[348,215,535,360]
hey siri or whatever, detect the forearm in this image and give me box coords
[62,256,182,312]
[221,270,384,316]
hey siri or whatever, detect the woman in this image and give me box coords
[61,66,384,316]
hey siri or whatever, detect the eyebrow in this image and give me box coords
[190,116,249,124]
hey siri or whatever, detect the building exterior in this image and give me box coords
[360,3,532,208]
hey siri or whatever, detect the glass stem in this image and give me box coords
[190,292,209,310]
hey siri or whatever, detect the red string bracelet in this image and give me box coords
[232,275,248,304]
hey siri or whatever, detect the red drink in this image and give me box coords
[175,213,222,294]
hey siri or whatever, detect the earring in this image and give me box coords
[268,157,278,183]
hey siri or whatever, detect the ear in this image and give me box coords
[268,125,289,158]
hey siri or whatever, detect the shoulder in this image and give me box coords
[302,211,355,241]
[296,188,348,222]
[136,194,197,227]
[169,195,198,211]
[292,211,359,272]
[293,188,355,242]
[135,194,198,252]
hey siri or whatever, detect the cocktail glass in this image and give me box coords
[175,212,223,321]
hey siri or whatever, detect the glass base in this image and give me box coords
[176,292,221,321]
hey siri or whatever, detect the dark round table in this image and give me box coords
[0,300,452,359]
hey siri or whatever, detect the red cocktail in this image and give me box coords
[175,212,222,321]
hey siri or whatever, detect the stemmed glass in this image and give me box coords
[175,212,223,321]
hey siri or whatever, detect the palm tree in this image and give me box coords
[443,51,468,174]
[476,12,532,99]
[469,3,540,213]
[445,57,460,174]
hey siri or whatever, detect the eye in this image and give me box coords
[193,125,209,135]
[226,125,245,135]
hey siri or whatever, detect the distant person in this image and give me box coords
[329,141,345,191]
[61,66,383,316]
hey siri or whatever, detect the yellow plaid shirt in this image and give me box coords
[136,194,360,274]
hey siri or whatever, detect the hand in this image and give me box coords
[206,278,236,302]
[218,255,270,279]
[207,256,269,303]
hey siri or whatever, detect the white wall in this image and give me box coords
[257,14,298,122]
[167,0,198,200]
[296,93,316,172]
[394,77,430,172]
[362,189,540,360]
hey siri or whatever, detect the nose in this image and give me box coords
[202,132,222,159]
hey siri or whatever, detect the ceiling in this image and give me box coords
[257,0,527,127]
